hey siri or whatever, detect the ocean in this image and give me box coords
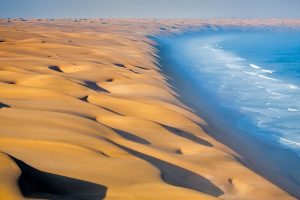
[155,26,300,197]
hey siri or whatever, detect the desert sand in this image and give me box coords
[0,18,298,200]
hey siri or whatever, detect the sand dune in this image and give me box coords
[0,19,298,199]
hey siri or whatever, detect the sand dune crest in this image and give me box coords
[0,19,297,200]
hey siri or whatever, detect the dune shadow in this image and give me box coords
[10,156,107,200]
[135,66,151,70]
[82,81,109,93]
[109,141,223,197]
[111,128,150,145]
[161,124,213,147]
[159,27,167,31]
[2,81,15,84]
[100,107,124,116]
[129,69,141,74]
[79,95,89,102]
[113,63,125,68]
[77,96,124,116]
[0,102,10,109]
[48,65,63,73]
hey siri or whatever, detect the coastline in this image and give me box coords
[155,32,300,198]
[0,19,297,199]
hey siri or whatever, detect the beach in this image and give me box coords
[0,19,298,200]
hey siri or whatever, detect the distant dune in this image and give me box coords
[0,19,298,200]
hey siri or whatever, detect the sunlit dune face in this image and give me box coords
[0,19,297,200]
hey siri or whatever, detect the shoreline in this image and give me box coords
[0,19,298,199]
[154,31,300,198]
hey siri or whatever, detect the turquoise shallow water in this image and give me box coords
[154,27,300,197]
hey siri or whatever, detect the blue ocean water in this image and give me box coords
[160,28,300,156]
[155,27,300,197]
[219,30,300,151]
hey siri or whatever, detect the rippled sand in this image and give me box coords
[0,19,297,200]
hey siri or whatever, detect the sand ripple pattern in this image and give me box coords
[0,19,297,200]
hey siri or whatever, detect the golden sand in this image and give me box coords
[0,19,297,199]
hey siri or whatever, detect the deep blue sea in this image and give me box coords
[155,27,300,197]
[220,31,300,151]
[161,28,300,155]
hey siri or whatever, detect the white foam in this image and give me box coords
[244,71,277,81]
[261,69,273,74]
[244,71,257,76]
[250,64,273,73]
[258,74,277,81]
[289,84,298,89]
[288,108,299,112]
[250,64,260,69]
[280,138,300,147]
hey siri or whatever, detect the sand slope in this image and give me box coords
[0,19,297,200]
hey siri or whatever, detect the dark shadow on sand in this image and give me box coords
[161,124,213,147]
[109,141,223,197]
[111,128,151,145]
[11,156,107,200]
[0,102,10,109]
[79,96,89,102]
[113,63,125,68]
[48,66,63,73]
[82,81,109,93]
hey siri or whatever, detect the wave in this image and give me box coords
[288,108,299,112]
[250,63,261,69]
[184,35,300,154]
[280,138,300,148]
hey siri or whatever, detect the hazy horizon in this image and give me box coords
[0,0,300,19]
